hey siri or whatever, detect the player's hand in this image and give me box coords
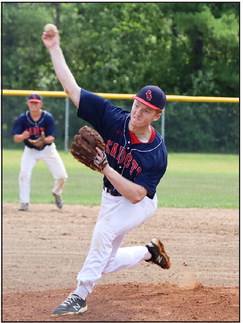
[22,130,30,139]
[28,131,46,148]
[42,24,60,50]
[95,147,109,173]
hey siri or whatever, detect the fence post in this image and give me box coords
[64,97,69,152]
[161,109,165,139]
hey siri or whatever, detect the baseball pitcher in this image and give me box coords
[42,24,170,316]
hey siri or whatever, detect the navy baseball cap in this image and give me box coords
[28,94,43,102]
[133,85,166,110]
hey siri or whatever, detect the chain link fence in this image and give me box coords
[3,95,239,154]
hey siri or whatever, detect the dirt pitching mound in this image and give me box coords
[2,203,239,321]
[3,283,239,322]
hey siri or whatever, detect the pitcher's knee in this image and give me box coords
[19,172,31,182]
[57,177,67,185]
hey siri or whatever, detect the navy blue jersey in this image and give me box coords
[12,110,56,150]
[78,89,167,199]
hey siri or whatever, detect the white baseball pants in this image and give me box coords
[75,190,157,299]
[19,144,68,203]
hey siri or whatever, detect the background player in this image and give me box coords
[12,94,68,211]
[42,24,170,316]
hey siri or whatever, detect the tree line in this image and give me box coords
[2,2,239,153]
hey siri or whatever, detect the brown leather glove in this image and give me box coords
[70,126,108,172]
[28,131,46,148]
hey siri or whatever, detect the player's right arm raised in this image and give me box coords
[42,24,80,108]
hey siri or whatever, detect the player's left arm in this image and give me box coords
[94,147,147,203]
[96,146,147,204]
[44,135,55,144]
[102,164,147,204]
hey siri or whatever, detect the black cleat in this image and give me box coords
[52,293,87,316]
[146,238,171,269]
[18,203,29,211]
[52,192,63,209]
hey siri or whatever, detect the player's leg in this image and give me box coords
[101,193,170,272]
[18,147,38,209]
[102,243,151,274]
[103,238,171,273]
[52,192,159,315]
[41,143,68,191]
[102,196,158,274]
[74,192,157,299]
[41,143,68,208]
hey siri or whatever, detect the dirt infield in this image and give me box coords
[3,203,239,322]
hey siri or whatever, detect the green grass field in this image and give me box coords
[3,150,239,208]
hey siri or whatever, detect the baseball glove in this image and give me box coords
[28,131,46,148]
[70,126,108,172]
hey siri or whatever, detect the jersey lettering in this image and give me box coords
[135,167,142,178]
[116,146,126,164]
[124,153,133,168]
[130,160,138,175]
[106,140,113,154]
[110,143,119,158]
[27,127,45,136]
[106,141,142,177]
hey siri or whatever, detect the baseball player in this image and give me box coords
[42,24,170,316]
[12,94,68,211]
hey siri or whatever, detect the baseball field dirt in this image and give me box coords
[3,203,239,322]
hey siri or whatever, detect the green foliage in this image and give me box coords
[3,150,239,209]
[2,2,239,96]
[2,3,239,154]
[164,101,239,153]
[3,95,239,154]
[2,3,55,89]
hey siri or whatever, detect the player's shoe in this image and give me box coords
[52,192,63,209]
[52,293,87,316]
[18,203,29,211]
[146,238,171,269]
